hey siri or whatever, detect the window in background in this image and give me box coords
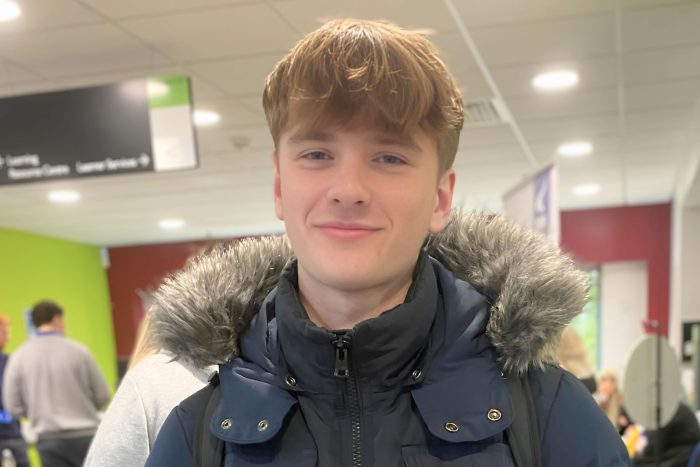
[570,268,600,370]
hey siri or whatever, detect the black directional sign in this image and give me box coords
[0,75,197,186]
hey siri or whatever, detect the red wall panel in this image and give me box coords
[107,240,215,357]
[560,203,671,335]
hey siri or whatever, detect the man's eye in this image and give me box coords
[302,151,329,160]
[377,154,405,164]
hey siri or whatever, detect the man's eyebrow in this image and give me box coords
[374,135,421,152]
[287,131,335,144]
[287,131,422,152]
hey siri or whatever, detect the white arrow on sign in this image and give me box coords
[139,153,151,167]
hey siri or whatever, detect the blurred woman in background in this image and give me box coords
[595,368,632,435]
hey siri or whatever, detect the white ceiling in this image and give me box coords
[1,0,700,245]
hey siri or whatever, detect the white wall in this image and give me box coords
[600,261,648,374]
[680,208,700,325]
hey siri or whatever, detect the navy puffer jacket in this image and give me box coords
[145,212,631,467]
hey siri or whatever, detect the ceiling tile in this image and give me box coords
[0,24,171,78]
[81,0,258,19]
[430,30,479,78]
[559,167,626,209]
[0,61,41,85]
[273,0,458,35]
[190,53,282,97]
[625,162,677,203]
[623,2,700,52]
[194,98,267,128]
[492,55,617,98]
[520,114,619,142]
[453,0,613,28]
[459,125,518,147]
[0,0,101,36]
[508,87,619,122]
[625,106,695,133]
[454,71,493,100]
[120,3,298,61]
[470,13,615,67]
[456,145,533,169]
[189,76,228,99]
[622,0,699,11]
[624,44,700,85]
[197,125,272,154]
[625,78,700,112]
[237,95,265,115]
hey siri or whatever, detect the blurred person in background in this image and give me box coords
[2,300,110,467]
[633,402,700,467]
[557,326,596,393]
[595,368,632,435]
[0,314,28,467]
[84,312,214,467]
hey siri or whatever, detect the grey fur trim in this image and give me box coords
[425,211,588,375]
[150,211,587,374]
[149,236,292,369]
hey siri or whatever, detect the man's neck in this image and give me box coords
[36,324,59,334]
[297,269,413,330]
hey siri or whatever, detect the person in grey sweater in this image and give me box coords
[84,314,213,467]
[2,300,110,467]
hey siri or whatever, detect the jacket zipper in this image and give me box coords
[331,331,362,467]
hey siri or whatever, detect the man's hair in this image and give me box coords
[263,19,464,173]
[31,300,63,328]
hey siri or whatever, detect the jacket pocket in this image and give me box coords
[402,443,515,467]
[224,447,317,467]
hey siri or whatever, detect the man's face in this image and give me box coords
[273,122,455,296]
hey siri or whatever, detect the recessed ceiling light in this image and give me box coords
[193,110,221,127]
[0,0,21,22]
[572,183,601,196]
[48,190,81,203]
[532,70,579,91]
[557,141,593,158]
[147,80,170,98]
[159,219,185,230]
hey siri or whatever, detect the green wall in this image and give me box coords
[0,227,117,390]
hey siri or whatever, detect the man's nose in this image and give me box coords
[326,158,371,206]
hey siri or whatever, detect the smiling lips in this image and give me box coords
[316,222,381,240]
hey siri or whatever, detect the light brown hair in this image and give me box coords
[556,326,594,379]
[262,19,464,173]
[127,313,156,371]
[597,368,624,429]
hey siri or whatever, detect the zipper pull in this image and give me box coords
[331,331,352,378]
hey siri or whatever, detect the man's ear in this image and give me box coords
[429,168,455,233]
[272,152,284,221]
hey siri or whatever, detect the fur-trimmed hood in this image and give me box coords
[150,211,588,375]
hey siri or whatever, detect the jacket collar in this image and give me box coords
[274,255,437,391]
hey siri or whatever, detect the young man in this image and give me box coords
[2,301,111,467]
[145,19,630,466]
